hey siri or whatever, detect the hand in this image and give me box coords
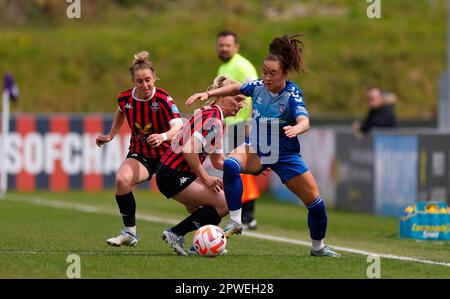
[283,126,300,138]
[352,121,361,132]
[147,134,165,147]
[185,92,209,106]
[95,134,112,147]
[201,175,224,193]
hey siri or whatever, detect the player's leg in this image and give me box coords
[222,144,262,237]
[106,156,150,247]
[169,179,228,240]
[283,165,340,257]
[161,178,227,255]
[227,123,260,229]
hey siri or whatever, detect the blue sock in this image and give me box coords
[306,196,327,240]
[223,157,243,211]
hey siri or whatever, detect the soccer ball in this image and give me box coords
[192,225,227,257]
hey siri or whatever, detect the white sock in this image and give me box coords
[125,226,136,235]
[312,239,324,251]
[229,209,242,224]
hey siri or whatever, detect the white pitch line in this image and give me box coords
[2,193,450,268]
[242,231,450,267]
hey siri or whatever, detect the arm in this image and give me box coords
[185,83,242,106]
[182,136,223,192]
[147,123,183,147]
[283,115,310,138]
[359,113,372,133]
[96,108,125,147]
[148,99,183,147]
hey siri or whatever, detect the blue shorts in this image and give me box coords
[254,154,309,184]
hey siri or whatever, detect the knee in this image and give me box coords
[185,205,198,214]
[115,172,134,190]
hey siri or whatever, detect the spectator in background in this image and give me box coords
[352,87,398,135]
[216,30,260,230]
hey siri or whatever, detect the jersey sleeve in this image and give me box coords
[239,80,263,97]
[288,86,309,119]
[192,109,224,153]
[160,96,183,126]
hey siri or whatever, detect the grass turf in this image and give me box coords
[0,191,448,278]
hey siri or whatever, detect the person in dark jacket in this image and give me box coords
[353,87,397,135]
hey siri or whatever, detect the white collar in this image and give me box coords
[132,87,156,101]
[268,90,279,97]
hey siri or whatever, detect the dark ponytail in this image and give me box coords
[266,34,308,74]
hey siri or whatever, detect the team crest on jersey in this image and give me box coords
[135,122,152,136]
[151,102,159,112]
[279,104,286,113]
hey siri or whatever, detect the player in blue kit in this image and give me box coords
[186,34,340,257]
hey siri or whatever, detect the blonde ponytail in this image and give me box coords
[203,75,240,105]
[130,51,155,78]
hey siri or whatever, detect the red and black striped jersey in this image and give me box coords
[117,86,181,159]
[161,105,224,173]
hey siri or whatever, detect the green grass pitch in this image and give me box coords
[0,191,448,278]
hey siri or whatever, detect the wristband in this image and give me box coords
[206,91,210,98]
[161,133,168,141]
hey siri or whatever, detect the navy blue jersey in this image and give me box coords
[240,80,309,157]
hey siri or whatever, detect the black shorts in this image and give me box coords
[156,164,197,198]
[126,152,160,181]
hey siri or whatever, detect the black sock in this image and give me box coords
[171,206,221,236]
[115,192,136,227]
[242,200,255,223]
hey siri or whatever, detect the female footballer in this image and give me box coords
[186,35,340,257]
[156,75,245,255]
[96,51,183,247]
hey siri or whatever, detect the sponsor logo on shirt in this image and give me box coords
[171,104,180,114]
[296,106,308,114]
